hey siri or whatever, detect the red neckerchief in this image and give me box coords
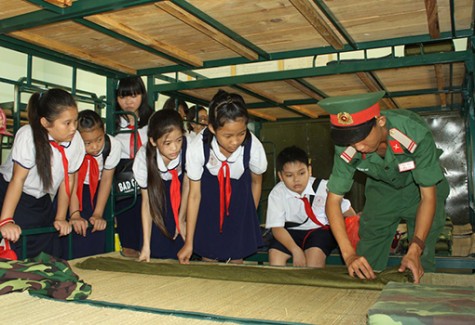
[77,154,99,211]
[168,168,181,234]
[217,161,232,233]
[50,141,70,198]
[127,125,142,159]
[300,197,329,229]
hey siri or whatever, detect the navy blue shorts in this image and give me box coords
[269,228,337,256]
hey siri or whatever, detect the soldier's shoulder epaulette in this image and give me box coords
[340,146,357,163]
[389,128,417,153]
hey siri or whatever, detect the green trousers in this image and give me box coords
[357,178,449,272]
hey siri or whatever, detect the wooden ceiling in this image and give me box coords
[0,0,473,121]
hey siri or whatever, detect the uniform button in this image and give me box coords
[391,179,396,182]
[384,167,389,170]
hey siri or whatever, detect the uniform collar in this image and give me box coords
[48,134,71,148]
[156,149,181,172]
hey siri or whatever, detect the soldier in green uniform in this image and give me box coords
[319,91,449,284]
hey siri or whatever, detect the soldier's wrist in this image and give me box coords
[409,235,425,255]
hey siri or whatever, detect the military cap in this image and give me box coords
[319,91,385,146]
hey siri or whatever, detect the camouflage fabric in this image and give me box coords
[0,252,91,300]
[368,281,475,324]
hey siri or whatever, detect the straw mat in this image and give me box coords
[0,292,246,324]
[68,253,380,325]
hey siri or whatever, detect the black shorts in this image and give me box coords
[269,228,337,256]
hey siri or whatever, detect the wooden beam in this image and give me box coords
[9,30,136,75]
[288,105,319,118]
[238,84,284,104]
[44,0,73,7]
[86,15,203,67]
[434,64,447,107]
[248,109,277,122]
[155,1,259,60]
[424,0,441,38]
[285,79,323,101]
[289,0,343,49]
[356,72,398,109]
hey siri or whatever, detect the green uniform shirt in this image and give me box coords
[327,109,446,195]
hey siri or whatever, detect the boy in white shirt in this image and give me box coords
[266,146,356,268]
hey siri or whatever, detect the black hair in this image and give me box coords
[27,88,77,191]
[114,76,154,129]
[208,89,249,131]
[146,109,185,238]
[163,97,189,118]
[78,109,104,132]
[276,146,310,172]
[186,105,207,132]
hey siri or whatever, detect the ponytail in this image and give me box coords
[27,89,77,191]
[145,141,171,238]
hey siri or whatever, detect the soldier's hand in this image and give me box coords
[345,254,376,280]
[399,246,424,284]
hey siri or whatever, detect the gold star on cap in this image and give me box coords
[337,112,353,125]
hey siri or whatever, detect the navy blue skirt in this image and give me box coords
[0,176,59,259]
[193,168,263,260]
[115,195,143,251]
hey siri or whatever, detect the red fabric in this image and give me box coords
[345,215,360,250]
[300,197,329,230]
[127,125,142,159]
[77,155,99,211]
[0,239,17,260]
[50,141,70,198]
[330,103,380,127]
[217,161,232,233]
[169,169,181,234]
[389,140,404,154]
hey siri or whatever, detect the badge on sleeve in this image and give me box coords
[398,160,415,172]
[389,140,404,154]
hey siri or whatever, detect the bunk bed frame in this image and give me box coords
[0,1,474,269]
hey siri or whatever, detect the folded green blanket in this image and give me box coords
[76,257,411,290]
[0,252,91,300]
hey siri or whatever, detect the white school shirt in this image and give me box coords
[265,178,352,231]
[114,117,148,159]
[82,134,121,185]
[0,125,85,198]
[132,145,184,188]
[186,131,267,181]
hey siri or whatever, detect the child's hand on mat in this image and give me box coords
[138,248,150,262]
[178,243,193,264]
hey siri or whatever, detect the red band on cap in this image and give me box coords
[330,103,380,127]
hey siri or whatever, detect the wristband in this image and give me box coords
[409,235,425,253]
[70,210,80,218]
[0,218,15,228]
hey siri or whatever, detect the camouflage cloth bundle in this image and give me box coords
[368,281,475,324]
[0,252,91,300]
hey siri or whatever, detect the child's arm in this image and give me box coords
[272,227,306,267]
[68,172,88,237]
[0,163,28,242]
[54,175,74,237]
[138,188,152,262]
[177,174,190,240]
[342,206,357,217]
[89,168,114,232]
[177,179,201,264]
[250,172,263,209]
